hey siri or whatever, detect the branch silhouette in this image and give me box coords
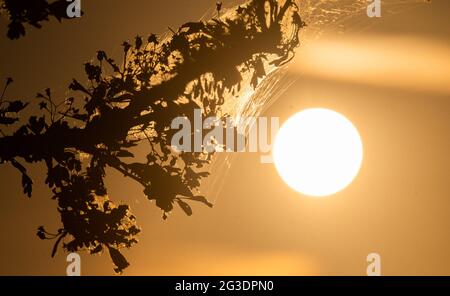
[0,0,304,273]
[0,0,79,39]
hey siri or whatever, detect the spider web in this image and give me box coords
[202,0,431,205]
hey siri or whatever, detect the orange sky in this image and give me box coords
[0,0,449,275]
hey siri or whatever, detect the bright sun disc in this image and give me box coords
[273,108,363,197]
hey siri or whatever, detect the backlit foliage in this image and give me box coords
[0,0,304,273]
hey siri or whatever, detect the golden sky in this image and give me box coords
[0,0,449,275]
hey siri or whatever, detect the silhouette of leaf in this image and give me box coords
[3,0,79,39]
[190,196,213,208]
[10,159,33,197]
[147,34,158,44]
[97,51,106,62]
[38,101,47,110]
[108,246,130,274]
[48,0,73,22]
[51,232,67,257]
[116,150,134,158]
[37,226,46,240]
[69,79,90,94]
[6,77,14,86]
[90,244,103,254]
[6,101,28,113]
[122,41,131,54]
[28,116,46,134]
[135,36,143,50]
[180,22,205,34]
[7,21,25,39]
[22,173,33,198]
[0,116,18,125]
[177,199,193,216]
[216,2,223,15]
[84,63,102,82]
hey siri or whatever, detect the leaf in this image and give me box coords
[28,116,46,134]
[84,63,102,82]
[135,36,143,50]
[7,21,25,40]
[51,232,67,257]
[48,0,73,22]
[37,226,46,240]
[116,150,134,158]
[45,165,69,188]
[177,199,193,216]
[69,79,90,94]
[90,244,103,254]
[22,173,33,198]
[39,101,47,110]
[0,116,18,125]
[198,171,210,178]
[180,22,205,34]
[11,159,33,197]
[190,195,213,208]
[97,51,106,62]
[108,246,130,274]
[147,34,158,44]
[6,101,28,113]
[122,41,131,53]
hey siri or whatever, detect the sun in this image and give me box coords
[273,108,363,197]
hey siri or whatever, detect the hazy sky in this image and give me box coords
[0,0,449,275]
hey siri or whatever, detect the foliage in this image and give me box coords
[0,0,78,39]
[0,0,304,273]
